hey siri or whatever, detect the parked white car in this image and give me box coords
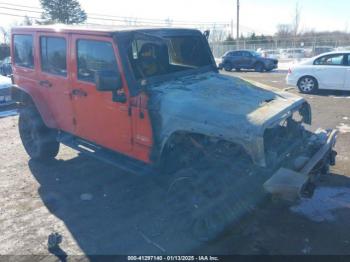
[280,48,305,59]
[259,49,280,59]
[286,51,350,93]
[0,75,12,105]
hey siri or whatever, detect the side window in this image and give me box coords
[13,34,34,68]
[40,36,67,76]
[314,54,344,66]
[77,39,119,82]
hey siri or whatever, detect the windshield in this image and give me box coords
[252,51,261,57]
[127,34,213,80]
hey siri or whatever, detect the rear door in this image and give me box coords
[240,51,254,68]
[70,35,133,155]
[36,33,75,133]
[313,53,347,90]
[345,54,350,90]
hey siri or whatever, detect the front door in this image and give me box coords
[313,53,347,90]
[241,51,253,68]
[36,33,75,133]
[70,35,133,155]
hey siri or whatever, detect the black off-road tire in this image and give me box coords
[18,106,59,160]
[166,165,265,242]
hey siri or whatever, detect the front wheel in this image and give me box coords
[254,63,265,72]
[297,76,318,94]
[19,106,60,160]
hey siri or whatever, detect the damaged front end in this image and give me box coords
[262,106,338,200]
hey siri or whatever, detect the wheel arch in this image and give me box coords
[158,130,255,170]
[12,86,57,128]
[297,75,319,87]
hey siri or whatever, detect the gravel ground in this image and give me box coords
[0,71,350,256]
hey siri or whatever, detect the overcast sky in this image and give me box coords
[0,0,349,35]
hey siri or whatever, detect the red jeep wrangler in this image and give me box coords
[11,25,337,239]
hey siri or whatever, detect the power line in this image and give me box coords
[0,2,230,27]
[0,2,41,10]
[0,5,41,14]
[0,2,271,34]
[0,12,40,19]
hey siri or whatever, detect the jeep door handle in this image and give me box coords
[71,88,87,97]
[39,80,52,88]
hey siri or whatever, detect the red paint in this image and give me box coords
[11,26,154,164]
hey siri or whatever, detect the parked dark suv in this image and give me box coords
[0,56,12,76]
[218,50,278,72]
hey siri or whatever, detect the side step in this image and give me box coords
[58,132,158,176]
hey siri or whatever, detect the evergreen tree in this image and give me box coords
[39,0,87,24]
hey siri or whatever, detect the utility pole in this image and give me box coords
[231,19,234,39]
[236,0,240,49]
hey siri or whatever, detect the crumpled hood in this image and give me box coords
[147,71,308,166]
[149,72,305,134]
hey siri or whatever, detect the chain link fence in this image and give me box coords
[210,38,350,59]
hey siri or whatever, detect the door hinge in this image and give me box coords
[73,117,77,125]
[128,107,132,116]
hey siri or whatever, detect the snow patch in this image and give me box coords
[330,96,350,99]
[0,110,18,118]
[290,187,350,222]
[0,76,11,90]
[337,123,350,134]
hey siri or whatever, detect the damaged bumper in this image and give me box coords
[263,129,338,200]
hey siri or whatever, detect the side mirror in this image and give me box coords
[95,70,123,92]
[203,30,210,39]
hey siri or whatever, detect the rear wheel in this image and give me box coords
[297,76,318,94]
[19,106,59,160]
[223,63,233,72]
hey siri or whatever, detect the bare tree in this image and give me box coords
[21,15,33,26]
[0,27,9,44]
[292,1,302,47]
[276,24,293,38]
[164,18,173,27]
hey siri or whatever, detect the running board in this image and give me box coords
[58,132,157,176]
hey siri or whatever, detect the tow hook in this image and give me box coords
[300,181,316,198]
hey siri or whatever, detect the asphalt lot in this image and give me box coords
[1,71,350,256]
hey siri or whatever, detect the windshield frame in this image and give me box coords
[251,51,261,57]
[114,29,217,95]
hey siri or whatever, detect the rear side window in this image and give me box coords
[77,40,119,82]
[13,34,34,68]
[40,36,67,76]
[314,54,344,66]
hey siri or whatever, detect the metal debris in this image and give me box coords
[136,227,166,253]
